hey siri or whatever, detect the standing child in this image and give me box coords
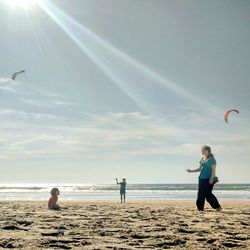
[48,188,61,210]
[116,178,127,203]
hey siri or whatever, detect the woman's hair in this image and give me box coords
[50,187,59,196]
[202,145,214,159]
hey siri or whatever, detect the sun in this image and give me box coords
[8,0,39,10]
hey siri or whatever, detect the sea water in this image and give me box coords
[0,183,249,201]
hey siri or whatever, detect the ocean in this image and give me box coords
[0,183,249,201]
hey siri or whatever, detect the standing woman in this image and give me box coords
[186,145,222,211]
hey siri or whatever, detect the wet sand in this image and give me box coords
[0,201,249,249]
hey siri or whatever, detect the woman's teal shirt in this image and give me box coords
[199,157,217,179]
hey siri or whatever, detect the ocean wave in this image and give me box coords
[0,183,249,193]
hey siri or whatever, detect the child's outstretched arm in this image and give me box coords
[115,178,121,185]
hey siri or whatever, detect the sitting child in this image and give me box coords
[48,187,60,210]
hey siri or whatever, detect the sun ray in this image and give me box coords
[38,0,219,118]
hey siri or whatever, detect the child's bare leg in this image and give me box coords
[124,193,126,203]
[120,194,122,203]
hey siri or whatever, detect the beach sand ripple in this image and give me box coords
[0,201,249,249]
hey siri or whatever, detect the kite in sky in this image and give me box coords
[11,70,25,80]
[224,109,239,123]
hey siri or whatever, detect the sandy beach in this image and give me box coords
[0,201,249,249]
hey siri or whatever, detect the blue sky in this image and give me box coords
[0,0,249,183]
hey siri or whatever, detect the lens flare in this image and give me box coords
[8,0,38,10]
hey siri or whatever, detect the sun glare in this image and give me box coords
[8,0,39,10]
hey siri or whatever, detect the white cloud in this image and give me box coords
[0,110,249,161]
[0,109,65,122]
[21,99,73,107]
[0,76,74,109]
[0,111,175,159]
[0,78,11,83]
[0,78,22,93]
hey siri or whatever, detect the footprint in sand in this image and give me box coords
[156,239,186,247]
[221,241,244,248]
[41,230,64,236]
[0,239,17,248]
[130,233,151,239]
[2,225,28,231]
[206,238,217,244]
[16,220,33,226]
[178,228,195,234]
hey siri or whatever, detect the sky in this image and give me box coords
[0,0,249,184]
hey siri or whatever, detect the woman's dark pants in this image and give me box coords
[196,179,221,211]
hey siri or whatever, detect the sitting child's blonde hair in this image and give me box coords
[50,187,59,196]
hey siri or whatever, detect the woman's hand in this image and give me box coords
[209,177,214,184]
[187,166,201,173]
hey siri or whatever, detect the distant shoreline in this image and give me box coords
[1,199,250,202]
[0,199,250,203]
[0,183,249,201]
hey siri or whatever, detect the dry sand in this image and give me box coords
[0,201,249,249]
